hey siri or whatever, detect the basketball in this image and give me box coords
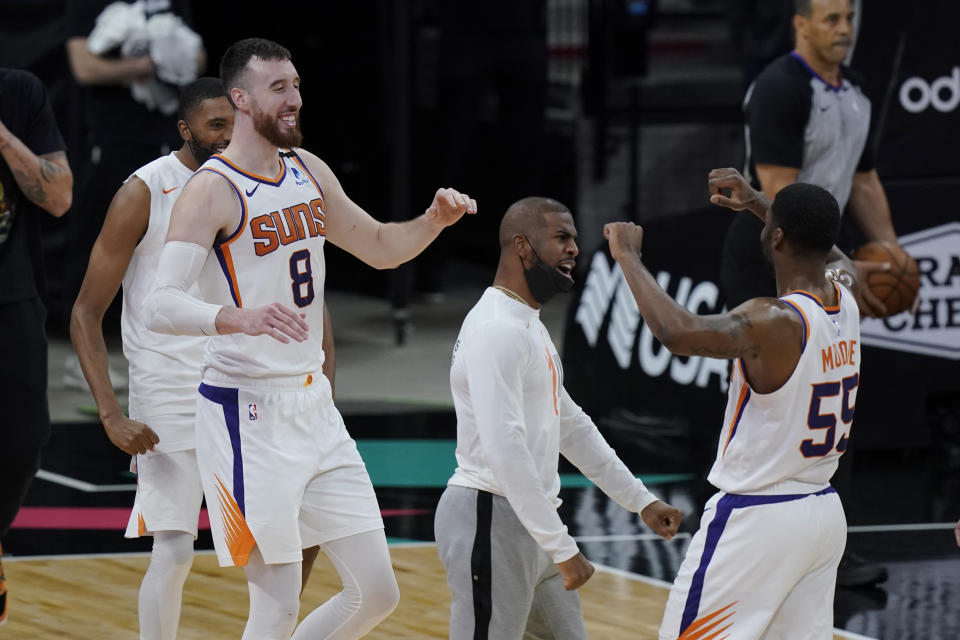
[852,241,920,316]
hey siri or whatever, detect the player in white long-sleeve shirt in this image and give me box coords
[435,197,683,640]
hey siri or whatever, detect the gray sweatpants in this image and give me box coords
[435,485,587,640]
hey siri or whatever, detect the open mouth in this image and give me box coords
[280,113,298,128]
[557,262,575,277]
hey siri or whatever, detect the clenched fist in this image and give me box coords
[603,221,645,263]
[641,500,683,540]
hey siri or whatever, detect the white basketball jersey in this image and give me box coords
[195,150,327,378]
[123,152,206,450]
[707,282,860,495]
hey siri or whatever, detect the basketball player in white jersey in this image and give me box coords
[70,78,333,640]
[436,197,683,640]
[143,38,476,639]
[605,169,865,639]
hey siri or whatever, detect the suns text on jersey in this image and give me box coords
[821,339,857,373]
[250,198,326,256]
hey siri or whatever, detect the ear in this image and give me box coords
[177,119,191,143]
[231,86,247,111]
[792,14,806,40]
[513,234,532,263]
[772,227,786,251]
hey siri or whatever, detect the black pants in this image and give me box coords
[0,297,51,539]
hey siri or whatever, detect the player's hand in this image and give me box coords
[641,500,683,540]
[424,187,477,227]
[849,259,890,318]
[219,303,309,343]
[954,518,960,548]
[556,552,595,590]
[103,414,159,456]
[604,221,644,262]
[707,167,770,219]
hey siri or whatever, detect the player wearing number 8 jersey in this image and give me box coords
[606,169,868,639]
[144,37,476,639]
[192,152,328,378]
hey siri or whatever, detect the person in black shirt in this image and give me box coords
[0,67,73,627]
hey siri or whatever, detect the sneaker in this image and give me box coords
[0,541,7,626]
[63,353,128,392]
[836,551,888,588]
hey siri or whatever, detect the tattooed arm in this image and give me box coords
[0,118,72,217]
[604,221,804,391]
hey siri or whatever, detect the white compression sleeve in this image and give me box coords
[292,529,399,639]
[143,240,221,336]
[138,530,194,640]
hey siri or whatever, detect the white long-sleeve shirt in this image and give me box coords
[448,287,660,563]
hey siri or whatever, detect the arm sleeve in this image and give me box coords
[557,388,660,514]
[143,240,220,336]
[465,321,580,563]
[747,67,811,168]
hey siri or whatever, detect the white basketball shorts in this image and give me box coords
[196,370,384,567]
[659,487,846,640]
[124,416,204,539]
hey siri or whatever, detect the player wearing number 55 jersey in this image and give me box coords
[144,38,476,639]
[606,169,867,640]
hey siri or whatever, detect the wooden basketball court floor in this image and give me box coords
[4,544,873,639]
[5,413,959,638]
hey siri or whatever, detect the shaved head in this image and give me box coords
[499,197,571,250]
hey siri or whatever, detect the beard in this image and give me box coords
[187,137,217,166]
[252,103,303,148]
[185,124,224,166]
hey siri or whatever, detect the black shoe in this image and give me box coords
[836,552,888,588]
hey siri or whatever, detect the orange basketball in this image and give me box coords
[852,241,920,316]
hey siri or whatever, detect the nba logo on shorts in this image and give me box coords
[249,403,258,421]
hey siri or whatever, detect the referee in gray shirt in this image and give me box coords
[722,0,897,317]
